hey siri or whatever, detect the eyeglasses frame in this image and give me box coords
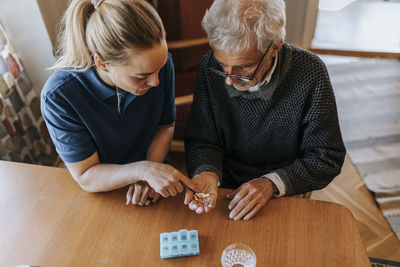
[209,42,273,83]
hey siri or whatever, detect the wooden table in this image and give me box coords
[0,160,370,266]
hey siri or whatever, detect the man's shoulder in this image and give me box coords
[284,43,326,70]
[199,50,213,68]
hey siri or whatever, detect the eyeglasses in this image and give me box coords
[209,42,273,83]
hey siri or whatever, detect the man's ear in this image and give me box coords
[94,54,108,72]
[272,40,283,58]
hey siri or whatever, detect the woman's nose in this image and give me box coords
[147,73,159,87]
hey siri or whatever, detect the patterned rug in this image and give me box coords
[371,257,400,267]
[323,56,400,242]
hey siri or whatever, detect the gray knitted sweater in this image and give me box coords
[184,43,346,196]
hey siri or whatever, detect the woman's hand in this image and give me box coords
[126,181,160,206]
[136,161,200,197]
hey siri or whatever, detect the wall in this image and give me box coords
[285,0,319,49]
[0,0,55,94]
[0,0,319,94]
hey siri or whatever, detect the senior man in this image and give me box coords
[184,0,346,220]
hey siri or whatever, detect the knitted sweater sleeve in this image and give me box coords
[275,59,346,195]
[184,55,224,179]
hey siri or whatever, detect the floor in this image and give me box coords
[312,0,400,53]
[312,156,400,261]
[312,2,400,260]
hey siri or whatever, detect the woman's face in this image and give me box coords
[106,40,168,96]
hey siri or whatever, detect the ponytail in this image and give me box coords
[50,0,166,72]
[51,0,94,71]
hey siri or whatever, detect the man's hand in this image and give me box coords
[126,181,160,206]
[225,178,277,220]
[184,171,218,214]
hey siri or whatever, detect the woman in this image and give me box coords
[41,0,199,206]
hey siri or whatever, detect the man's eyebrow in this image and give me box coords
[216,60,256,69]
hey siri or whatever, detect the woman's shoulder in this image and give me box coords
[42,70,76,96]
[41,69,84,100]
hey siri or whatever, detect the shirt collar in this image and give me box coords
[249,53,278,91]
[83,67,120,100]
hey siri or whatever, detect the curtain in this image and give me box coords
[0,24,56,165]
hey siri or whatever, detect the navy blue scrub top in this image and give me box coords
[41,53,176,164]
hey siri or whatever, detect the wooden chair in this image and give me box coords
[168,37,209,153]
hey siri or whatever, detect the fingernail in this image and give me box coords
[234,217,239,221]
[244,217,248,220]
[229,213,234,219]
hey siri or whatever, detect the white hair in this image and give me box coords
[202,0,286,53]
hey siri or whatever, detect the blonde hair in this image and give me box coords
[202,0,286,53]
[51,0,166,72]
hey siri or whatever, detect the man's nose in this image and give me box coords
[225,76,235,86]
[223,66,235,86]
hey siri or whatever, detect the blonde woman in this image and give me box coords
[41,0,199,206]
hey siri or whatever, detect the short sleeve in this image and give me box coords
[158,53,176,126]
[41,89,96,163]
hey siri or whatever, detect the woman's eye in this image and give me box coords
[133,76,146,81]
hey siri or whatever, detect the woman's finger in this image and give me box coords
[152,192,160,203]
[174,181,184,193]
[167,186,178,197]
[159,188,169,198]
[139,185,151,205]
[133,183,143,205]
[126,185,134,205]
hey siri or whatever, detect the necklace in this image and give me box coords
[116,86,121,114]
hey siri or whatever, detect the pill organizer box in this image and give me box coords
[160,229,200,259]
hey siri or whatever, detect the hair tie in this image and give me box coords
[93,0,105,10]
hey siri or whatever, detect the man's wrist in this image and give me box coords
[200,171,219,185]
[264,178,279,195]
[262,172,286,197]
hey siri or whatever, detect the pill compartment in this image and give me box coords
[171,232,179,242]
[171,244,180,255]
[179,229,188,241]
[188,230,198,241]
[160,233,169,244]
[162,246,169,254]
[181,243,188,253]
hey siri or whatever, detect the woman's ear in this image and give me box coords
[94,54,108,72]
